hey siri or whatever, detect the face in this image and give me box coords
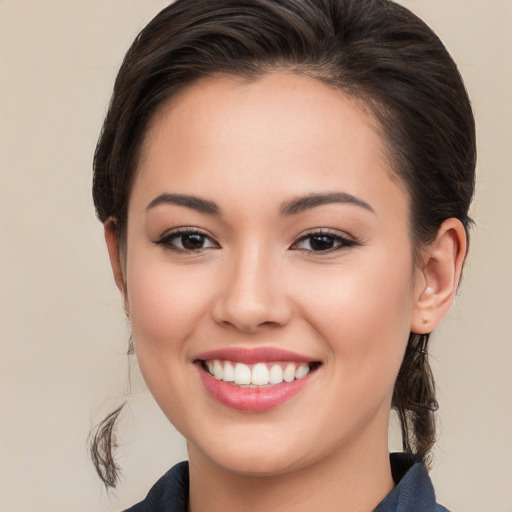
[120,73,424,475]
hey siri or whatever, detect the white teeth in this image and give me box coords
[251,363,269,385]
[223,361,235,382]
[205,359,315,386]
[295,364,310,379]
[234,362,252,385]
[269,364,283,384]
[213,360,223,380]
[283,363,296,383]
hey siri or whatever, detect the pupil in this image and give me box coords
[310,235,334,251]
[182,233,204,250]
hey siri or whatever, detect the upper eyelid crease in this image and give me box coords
[293,232,357,247]
[154,229,220,252]
[155,228,355,244]
[155,229,356,255]
[155,228,217,242]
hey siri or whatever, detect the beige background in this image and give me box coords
[1,1,511,511]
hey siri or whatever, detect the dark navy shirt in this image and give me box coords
[124,453,450,512]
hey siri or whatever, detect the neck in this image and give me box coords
[187,428,394,512]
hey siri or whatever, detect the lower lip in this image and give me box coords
[197,366,315,412]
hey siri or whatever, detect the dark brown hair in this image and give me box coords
[92,0,475,487]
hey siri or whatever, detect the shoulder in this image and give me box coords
[122,461,189,512]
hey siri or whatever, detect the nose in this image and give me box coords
[211,246,293,333]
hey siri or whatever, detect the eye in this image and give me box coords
[154,229,219,253]
[291,231,357,253]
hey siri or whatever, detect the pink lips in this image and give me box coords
[194,347,319,412]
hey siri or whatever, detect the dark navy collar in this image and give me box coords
[123,461,189,512]
[374,453,450,512]
[124,453,450,512]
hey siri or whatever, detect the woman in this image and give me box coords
[91,0,475,510]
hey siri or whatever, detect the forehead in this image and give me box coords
[133,72,408,221]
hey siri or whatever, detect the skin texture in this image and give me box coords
[105,73,466,512]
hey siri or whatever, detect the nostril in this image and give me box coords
[210,272,293,332]
[213,313,288,334]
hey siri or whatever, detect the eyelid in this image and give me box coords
[290,228,359,253]
[154,227,220,253]
[153,227,358,254]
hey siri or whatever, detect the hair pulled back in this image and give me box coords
[92,0,475,487]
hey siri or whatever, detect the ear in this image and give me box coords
[104,220,128,306]
[411,218,467,334]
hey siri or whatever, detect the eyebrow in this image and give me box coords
[146,191,374,216]
[280,192,374,216]
[146,193,220,215]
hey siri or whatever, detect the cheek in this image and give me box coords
[298,251,414,385]
[124,255,214,426]
[125,252,214,372]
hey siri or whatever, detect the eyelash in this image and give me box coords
[291,229,358,254]
[154,228,220,253]
[154,228,358,255]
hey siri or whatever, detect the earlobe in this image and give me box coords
[104,220,128,303]
[411,218,467,334]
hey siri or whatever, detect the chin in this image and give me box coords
[211,449,308,477]
[187,427,315,477]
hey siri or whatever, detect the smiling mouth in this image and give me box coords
[199,360,322,387]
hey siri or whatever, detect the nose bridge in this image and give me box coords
[212,238,291,332]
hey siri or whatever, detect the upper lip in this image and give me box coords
[194,347,319,365]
